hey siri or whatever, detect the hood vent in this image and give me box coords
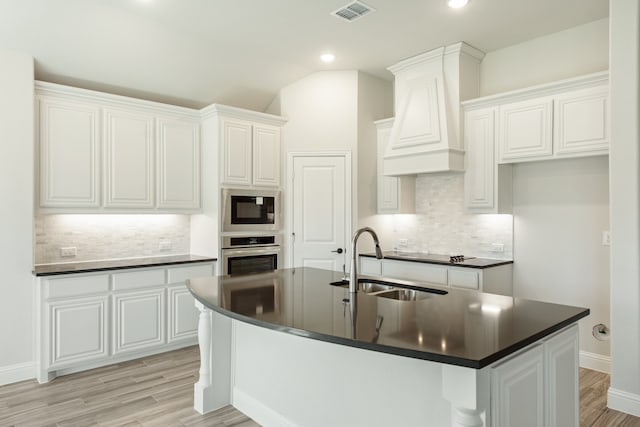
[332,1,375,22]
[383,42,485,176]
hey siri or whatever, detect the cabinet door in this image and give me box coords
[492,344,545,427]
[221,119,253,186]
[103,108,154,208]
[48,295,109,368]
[156,117,201,210]
[554,85,609,157]
[167,285,199,343]
[498,97,553,163]
[253,124,280,187]
[377,122,400,212]
[113,288,165,354]
[38,96,100,208]
[545,325,579,427]
[464,108,496,211]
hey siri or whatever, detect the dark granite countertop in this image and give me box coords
[33,254,217,276]
[187,267,588,369]
[361,251,513,268]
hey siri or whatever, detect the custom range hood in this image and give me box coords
[384,42,485,176]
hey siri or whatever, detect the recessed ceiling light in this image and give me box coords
[320,53,336,63]
[447,0,469,8]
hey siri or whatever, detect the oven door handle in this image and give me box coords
[223,247,281,256]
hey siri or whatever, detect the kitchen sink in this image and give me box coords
[329,277,447,300]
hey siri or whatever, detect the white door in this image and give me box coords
[291,154,350,272]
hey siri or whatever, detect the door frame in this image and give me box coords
[285,151,352,269]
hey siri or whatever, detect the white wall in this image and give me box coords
[512,157,610,361]
[479,18,612,370]
[480,18,609,96]
[355,72,394,252]
[608,0,640,416]
[0,49,34,384]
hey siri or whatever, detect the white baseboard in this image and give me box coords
[580,350,611,373]
[608,387,640,417]
[233,387,297,427]
[0,361,35,386]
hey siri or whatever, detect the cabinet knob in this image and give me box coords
[331,248,344,254]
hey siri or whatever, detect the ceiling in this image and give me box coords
[0,0,609,111]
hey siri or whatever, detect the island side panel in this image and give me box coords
[230,320,452,427]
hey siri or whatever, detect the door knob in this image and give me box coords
[331,248,344,254]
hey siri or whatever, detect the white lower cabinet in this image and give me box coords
[492,344,545,427]
[359,256,513,296]
[113,288,165,355]
[491,324,579,427]
[37,261,214,383]
[48,295,109,368]
[167,285,200,343]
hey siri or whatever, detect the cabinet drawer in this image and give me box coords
[167,263,214,284]
[449,268,479,290]
[46,274,109,299]
[383,260,447,285]
[112,268,165,291]
[360,257,382,276]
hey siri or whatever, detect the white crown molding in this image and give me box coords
[462,71,610,110]
[35,81,200,119]
[200,103,287,126]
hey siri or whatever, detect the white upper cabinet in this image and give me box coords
[375,118,415,214]
[498,97,554,162]
[36,82,201,212]
[463,72,608,214]
[103,107,154,208]
[554,85,609,157]
[253,124,281,187]
[489,72,609,164]
[38,96,100,208]
[203,104,286,189]
[156,116,200,209]
[221,118,282,187]
[463,107,512,214]
[222,119,253,186]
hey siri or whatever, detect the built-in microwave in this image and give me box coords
[222,188,281,232]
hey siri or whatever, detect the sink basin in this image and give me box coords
[360,282,395,293]
[329,277,447,300]
[372,288,432,301]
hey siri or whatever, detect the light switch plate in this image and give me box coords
[602,231,611,246]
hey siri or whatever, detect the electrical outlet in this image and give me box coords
[490,243,504,253]
[60,247,77,257]
[602,231,611,246]
[159,240,172,251]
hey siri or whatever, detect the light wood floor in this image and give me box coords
[1,346,638,426]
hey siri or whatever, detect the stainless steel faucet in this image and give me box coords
[349,227,384,294]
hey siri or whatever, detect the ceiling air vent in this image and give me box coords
[331,1,376,22]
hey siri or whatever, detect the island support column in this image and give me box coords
[442,364,491,427]
[194,302,233,414]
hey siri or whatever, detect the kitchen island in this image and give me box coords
[187,267,589,427]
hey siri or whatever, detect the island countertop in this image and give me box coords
[187,267,588,369]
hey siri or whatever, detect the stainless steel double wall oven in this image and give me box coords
[221,188,282,275]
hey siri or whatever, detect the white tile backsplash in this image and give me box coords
[35,214,191,264]
[389,173,513,259]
